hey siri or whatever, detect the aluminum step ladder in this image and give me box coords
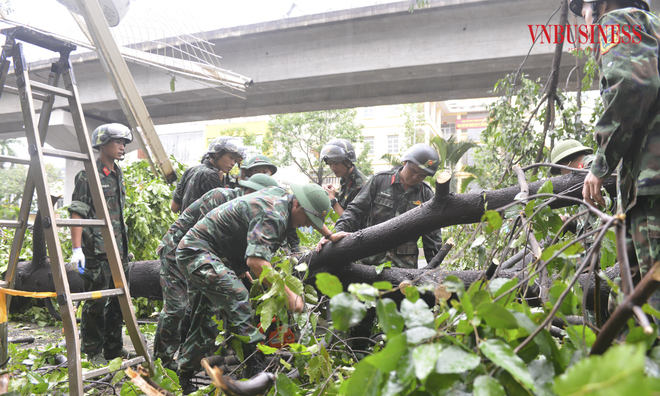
[0,26,152,395]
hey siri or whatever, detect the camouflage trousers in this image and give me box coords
[80,257,129,356]
[627,195,660,318]
[153,240,189,371]
[176,250,264,376]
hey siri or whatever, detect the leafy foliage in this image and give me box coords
[123,157,186,261]
[264,109,372,184]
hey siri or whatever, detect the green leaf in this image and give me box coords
[403,285,420,302]
[554,344,648,396]
[346,361,383,396]
[348,283,380,302]
[435,345,481,374]
[284,275,304,295]
[375,261,392,275]
[473,375,506,396]
[412,343,443,381]
[476,302,518,329]
[471,235,486,248]
[257,344,278,355]
[276,372,302,396]
[482,210,503,234]
[404,326,436,344]
[400,298,434,328]
[330,293,366,331]
[107,357,122,372]
[258,297,280,331]
[479,339,535,391]
[524,199,536,218]
[537,179,553,195]
[365,334,408,373]
[548,283,579,316]
[374,281,393,290]
[315,273,343,297]
[565,325,596,349]
[376,298,404,337]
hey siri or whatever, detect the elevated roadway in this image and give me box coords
[0,0,626,138]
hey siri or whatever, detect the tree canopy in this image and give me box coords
[264,109,372,184]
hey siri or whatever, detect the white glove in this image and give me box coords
[71,247,86,273]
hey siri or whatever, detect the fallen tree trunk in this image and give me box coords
[11,172,617,313]
[307,171,616,276]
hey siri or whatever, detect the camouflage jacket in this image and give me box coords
[68,158,128,260]
[178,187,293,275]
[158,187,243,264]
[592,8,660,211]
[335,167,443,268]
[173,159,237,212]
[337,167,368,209]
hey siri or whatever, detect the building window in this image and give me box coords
[441,123,455,139]
[363,107,376,118]
[364,137,374,155]
[387,135,399,154]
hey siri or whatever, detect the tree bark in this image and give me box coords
[307,171,615,276]
[10,172,617,314]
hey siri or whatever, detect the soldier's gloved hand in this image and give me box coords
[71,247,85,273]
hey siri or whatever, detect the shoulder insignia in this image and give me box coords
[600,24,620,55]
[102,166,110,176]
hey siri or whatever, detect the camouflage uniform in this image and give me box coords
[173,158,237,212]
[337,168,368,209]
[68,158,129,357]
[154,187,243,370]
[591,9,660,311]
[335,167,443,268]
[176,187,294,376]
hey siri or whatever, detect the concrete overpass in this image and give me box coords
[0,0,603,138]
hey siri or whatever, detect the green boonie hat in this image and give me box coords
[242,155,278,174]
[550,140,593,165]
[290,183,331,230]
[238,173,280,191]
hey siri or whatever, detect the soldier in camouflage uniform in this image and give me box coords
[170,136,246,213]
[335,143,443,268]
[573,0,660,314]
[68,124,133,366]
[240,154,278,180]
[175,184,347,394]
[153,174,280,371]
[321,138,368,217]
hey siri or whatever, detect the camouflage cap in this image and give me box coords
[290,183,331,230]
[238,173,280,191]
[241,154,278,174]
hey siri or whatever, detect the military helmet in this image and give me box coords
[207,136,246,159]
[320,138,357,164]
[290,183,331,230]
[401,143,440,176]
[91,123,133,149]
[241,154,278,174]
[569,0,649,16]
[550,140,593,165]
[238,173,280,191]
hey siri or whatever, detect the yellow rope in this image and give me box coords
[0,287,57,323]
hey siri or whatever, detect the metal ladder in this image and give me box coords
[0,27,152,394]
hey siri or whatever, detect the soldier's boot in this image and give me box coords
[178,371,197,395]
[88,353,108,366]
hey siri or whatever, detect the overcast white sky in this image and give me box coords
[2,0,399,62]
